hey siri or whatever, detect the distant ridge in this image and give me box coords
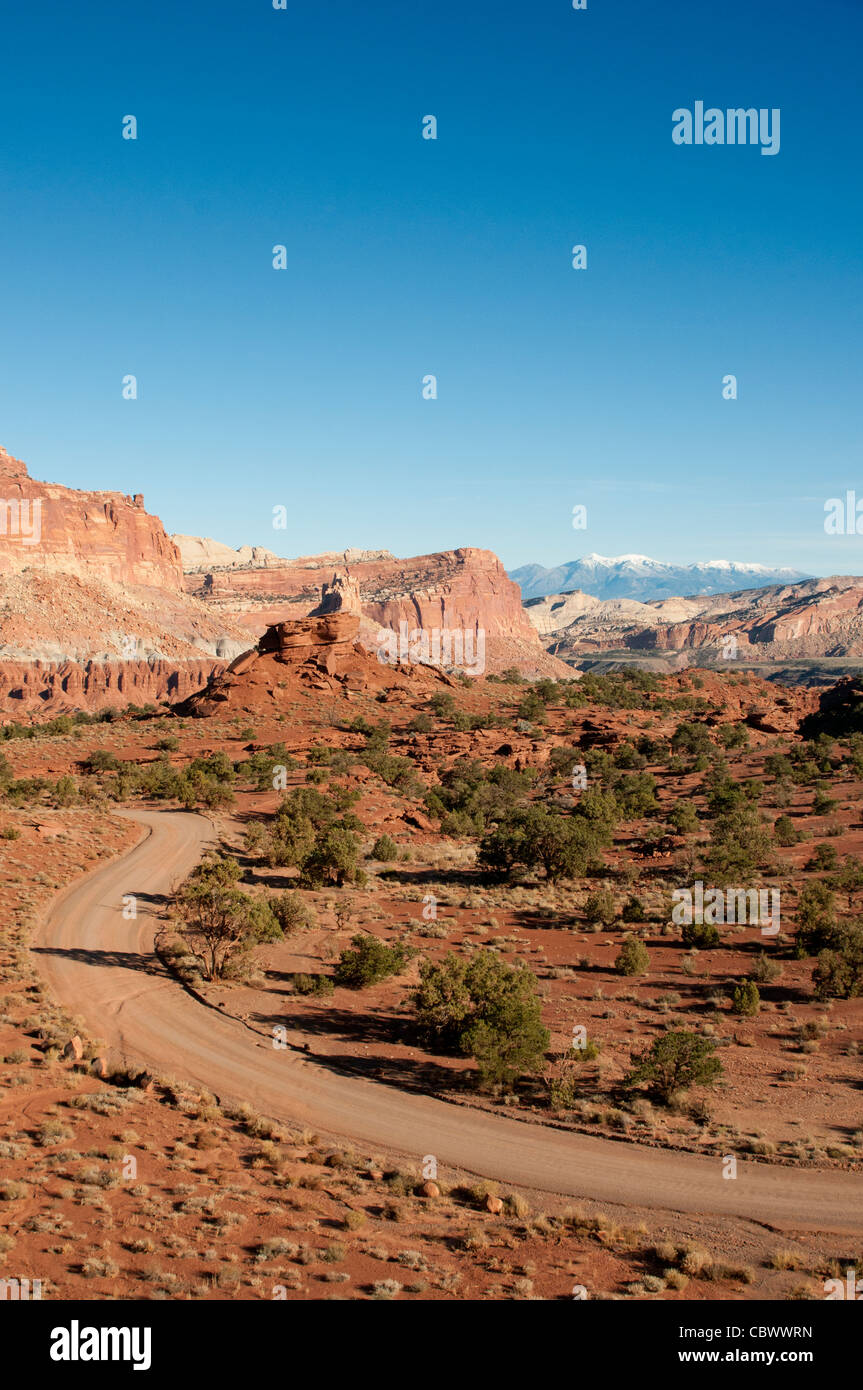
[510,553,810,602]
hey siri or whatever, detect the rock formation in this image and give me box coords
[0,445,183,589]
[177,541,571,678]
[527,576,863,679]
[0,446,249,715]
[175,609,452,719]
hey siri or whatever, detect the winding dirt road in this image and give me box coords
[32,809,863,1232]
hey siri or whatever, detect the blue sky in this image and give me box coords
[1,0,861,574]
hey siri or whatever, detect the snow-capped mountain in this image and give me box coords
[509,554,810,603]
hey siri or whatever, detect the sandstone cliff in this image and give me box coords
[0,445,183,589]
[177,541,571,679]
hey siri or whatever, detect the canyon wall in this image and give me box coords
[0,445,183,589]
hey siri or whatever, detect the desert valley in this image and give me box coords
[1,445,862,1307]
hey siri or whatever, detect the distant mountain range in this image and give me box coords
[509,554,810,603]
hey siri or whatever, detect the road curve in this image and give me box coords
[32,809,863,1232]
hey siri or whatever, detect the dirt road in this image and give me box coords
[32,809,863,1232]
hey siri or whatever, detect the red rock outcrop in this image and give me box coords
[175,613,453,719]
[179,543,572,678]
[0,657,222,716]
[0,445,183,589]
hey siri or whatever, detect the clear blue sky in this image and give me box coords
[1,0,861,573]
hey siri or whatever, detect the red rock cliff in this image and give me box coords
[0,445,183,590]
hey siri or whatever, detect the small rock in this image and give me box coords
[485,1195,503,1215]
[421,1180,440,1199]
[63,1035,84,1061]
[90,1056,108,1079]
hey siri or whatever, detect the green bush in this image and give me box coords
[174,855,280,980]
[731,980,760,1016]
[812,923,863,1000]
[805,843,837,872]
[370,834,398,861]
[750,951,781,984]
[270,892,316,935]
[584,888,616,926]
[795,882,838,956]
[681,919,721,948]
[773,815,799,847]
[413,949,549,1089]
[292,973,334,996]
[84,749,122,773]
[333,934,414,989]
[478,804,605,882]
[615,935,650,976]
[669,802,699,835]
[624,1030,722,1103]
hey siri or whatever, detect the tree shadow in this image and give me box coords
[31,945,169,979]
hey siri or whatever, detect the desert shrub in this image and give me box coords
[813,789,837,816]
[333,934,414,988]
[702,803,772,883]
[577,670,658,710]
[425,760,534,836]
[795,882,838,956]
[52,775,79,807]
[428,693,456,720]
[575,785,620,828]
[292,973,334,996]
[831,857,863,909]
[478,804,605,882]
[515,690,546,725]
[812,922,863,1000]
[302,824,363,887]
[731,980,760,1016]
[548,746,583,779]
[773,815,799,847]
[413,949,548,1089]
[614,772,660,818]
[806,843,837,872]
[408,712,433,734]
[370,834,398,862]
[669,802,699,835]
[270,892,316,935]
[681,920,721,949]
[764,752,793,781]
[84,749,121,773]
[750,951,781,985]
[614,741,647,770]
[584,888,616,926]
[242,743,296,789]
[174,855,281,980]
[624,1031,722,1104]
[671,722,713,758]
[615,936,650,977]
[719,723,749,750]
